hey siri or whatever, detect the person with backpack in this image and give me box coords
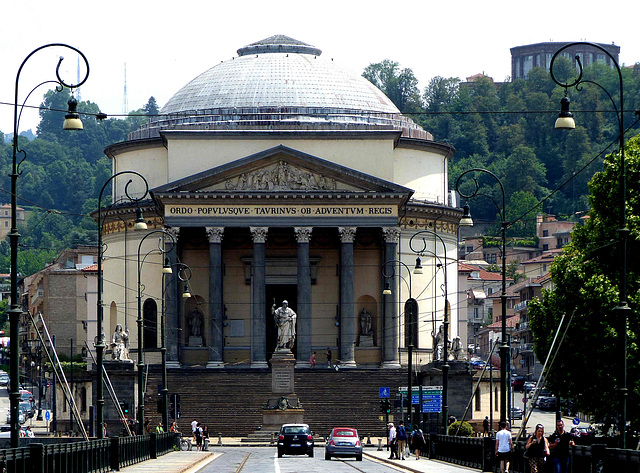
[396,421,408,459]
[412,428,425,460]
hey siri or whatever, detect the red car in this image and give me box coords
[325,427,363,461]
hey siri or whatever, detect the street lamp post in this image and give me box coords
[96,172,148,438]
[549,42,632,447]
[409,230,450,434]
[382,260,416,431]
[9,44,89,447]
[137,230,176,434]
[456,170,508,424]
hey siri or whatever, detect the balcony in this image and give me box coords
[519,343,534,354]
[514,300,529,312]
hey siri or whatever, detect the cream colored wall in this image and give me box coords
[393,147,449,204]
[222,248,252,354]
[112,136,449,205]
[397,227,459,351]
[112,146,168,199]
[353,246,383,353]
[311,248,339,349]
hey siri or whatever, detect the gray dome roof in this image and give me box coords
[131,36,427,140]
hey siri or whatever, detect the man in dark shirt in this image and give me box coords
[548,419,574,473]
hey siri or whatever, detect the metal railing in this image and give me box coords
[0,432,178,473]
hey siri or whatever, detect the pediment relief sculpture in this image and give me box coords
[223,160,338,191]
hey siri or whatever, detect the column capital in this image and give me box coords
[294,227,313,243]
[165,226,180,240]
[382,227,401,243]
[250,227,268,243]
[338,227,357,243]
[205,227,225,244]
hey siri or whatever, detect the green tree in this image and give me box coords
[528,134,640,435]
[363,60,423,113]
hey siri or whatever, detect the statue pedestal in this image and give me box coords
[358,335,374,347]
[261,350,304,432]
[188,336,203,347]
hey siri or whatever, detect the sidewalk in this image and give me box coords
[364,448,481,473]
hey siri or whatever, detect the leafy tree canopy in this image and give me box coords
[528,134,640,436]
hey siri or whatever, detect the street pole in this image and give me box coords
[456,169,508,423]
[409,230,450,433]
[549,42,631,448]
[96,171,148,438]
[9,44,89,447]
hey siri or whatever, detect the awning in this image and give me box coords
[471,289,486,300]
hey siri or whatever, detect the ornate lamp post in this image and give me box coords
[456,169,508,423]
[409,230,450,433]
[9,44,89,447]
[96,172,148,438]
[137,230,176,434]
[382,260,417,430]
[550,42,632,447]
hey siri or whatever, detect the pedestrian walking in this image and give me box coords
[310,352,316,368]
[387,422,398,459]
[194,422,203,451]
[326,347,332,368]
[156,422,164,433]
[548,419,574,473]
[525,424,550,473]
[495,421,513,473]
[396,421,407,460]
[483,416,489,437]
[411,428,425,460]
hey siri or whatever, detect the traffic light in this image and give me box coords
[175,394,181,418]
[385,399,391,414]
[380,400,385,413]
[119,401,129,416]
[170,394,181,419]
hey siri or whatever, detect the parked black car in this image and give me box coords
[277,424,314,457]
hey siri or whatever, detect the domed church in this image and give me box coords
[102,35,463,433]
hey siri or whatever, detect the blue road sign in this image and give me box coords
[45,410,51,421]
[572,417,580,426]
[379,387,390,398]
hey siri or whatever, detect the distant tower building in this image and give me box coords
[510,42,620,80]
[122,63,128,115]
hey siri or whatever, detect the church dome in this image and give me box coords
[130,35,427,140]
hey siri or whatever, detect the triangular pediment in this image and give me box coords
[152,145,412,196]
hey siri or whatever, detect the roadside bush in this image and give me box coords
[448,421,473,437]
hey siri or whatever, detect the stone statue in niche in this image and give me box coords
[451,336,465,361]
[188,309,204,347]
[358,308,375,347]
[111,324,132,362]
[272,300,297,350]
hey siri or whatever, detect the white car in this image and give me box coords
[6,409,25,425]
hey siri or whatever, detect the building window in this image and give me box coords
[487,287,493,295]
[143,299,158,349]
[543,244,549,251]
[543,230,549,237]
[467,246,473,254]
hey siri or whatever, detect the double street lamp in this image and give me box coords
[96,172,149,438]
[456,169,508,424]
[409,230,450,434]
[382,259,417,431]
[9,44,89,447]
[550,42,633,448]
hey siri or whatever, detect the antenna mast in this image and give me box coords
[122,63,129,115]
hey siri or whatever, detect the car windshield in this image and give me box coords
[283,426,308,434]
[334,430,356,437]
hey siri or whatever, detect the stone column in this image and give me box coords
[206,227,224,368]
[294,227,312,367]
[165,227,181,367]
[338,227,357,367]
[382,227,401,368]
[250,227,268,368]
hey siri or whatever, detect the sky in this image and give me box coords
[1,0,639,135]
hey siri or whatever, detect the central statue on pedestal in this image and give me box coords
[272,300,297,350]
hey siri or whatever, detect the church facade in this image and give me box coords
[101,35,463,374]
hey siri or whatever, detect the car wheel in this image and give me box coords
[325,453,331,460]
[277,449,283,458]
[356,454,362,461]
[308,449,314,458]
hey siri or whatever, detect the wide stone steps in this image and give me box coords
[143,366,406,437]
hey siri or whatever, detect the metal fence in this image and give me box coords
[0,432,178,473]
[427,434,640,473]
